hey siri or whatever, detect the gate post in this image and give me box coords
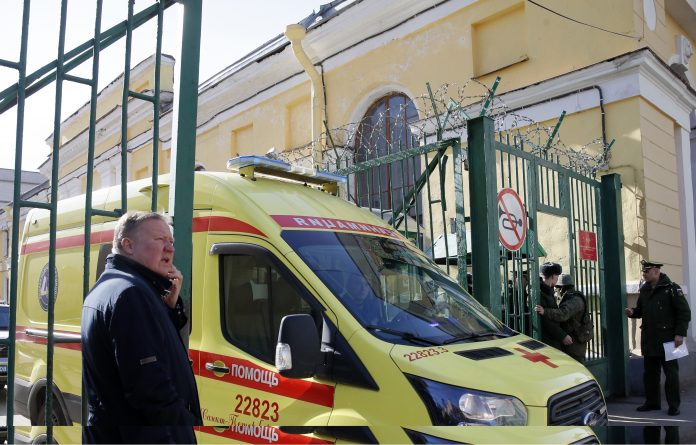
[467,116,502,319]
[600,173,629,396]
[169,0,202,317]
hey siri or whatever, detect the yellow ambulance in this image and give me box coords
[14,156,605,444]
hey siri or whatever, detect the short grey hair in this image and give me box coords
[112,211,170,254]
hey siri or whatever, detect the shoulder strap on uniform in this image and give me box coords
[671,282,685,298]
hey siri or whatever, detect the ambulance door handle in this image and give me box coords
[205,362,230,374]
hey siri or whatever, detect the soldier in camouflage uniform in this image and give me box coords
[625,260,691,416]
[535,274,587,362]
[537,262,565,350]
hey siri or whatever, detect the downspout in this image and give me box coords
[285,24,325,168]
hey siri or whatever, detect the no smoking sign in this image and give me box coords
[497,188,527,251]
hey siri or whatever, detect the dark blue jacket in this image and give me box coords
[82,254,202,444]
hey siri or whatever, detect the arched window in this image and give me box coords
[353,94,420,218]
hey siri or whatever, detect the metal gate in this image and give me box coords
[1,1,202,441]
[339,114,628,396]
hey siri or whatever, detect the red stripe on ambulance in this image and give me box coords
[192,350,334,408]
[196,425,334,444]
[21,229,114,254]
[192,216,266,237]
[272,215,399,238]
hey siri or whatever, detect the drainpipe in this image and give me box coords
[285,24,325,168]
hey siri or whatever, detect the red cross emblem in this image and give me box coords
[514,347,558,368]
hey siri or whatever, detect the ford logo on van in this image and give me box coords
[582,411,601,426]
[38,263,59,311]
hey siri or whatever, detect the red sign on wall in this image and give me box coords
[579,230,597,261]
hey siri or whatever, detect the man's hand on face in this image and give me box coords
[163,266,183,309]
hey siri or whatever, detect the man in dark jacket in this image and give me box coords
[535,274,587,362]
[538,262,565,350]
[82,211,202,443]
[625,260,691,416]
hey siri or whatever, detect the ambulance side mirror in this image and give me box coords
[275,314,321,379]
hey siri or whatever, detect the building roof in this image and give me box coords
[0,168,48,208]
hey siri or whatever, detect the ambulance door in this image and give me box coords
[195,236,335,443]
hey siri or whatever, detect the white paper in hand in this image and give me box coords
[663,341,689,361]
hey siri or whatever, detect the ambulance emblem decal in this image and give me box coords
[513,347,558,368]
[38,263,59,312]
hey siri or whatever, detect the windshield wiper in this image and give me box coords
[364,325,439,346]
[441,331,510,345]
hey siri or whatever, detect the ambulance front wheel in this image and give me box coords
[35,400,68,427]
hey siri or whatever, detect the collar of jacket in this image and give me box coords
[106,253,172,296]
[656,273,672,287]
[539,277,554,295]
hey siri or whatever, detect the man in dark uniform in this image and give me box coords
[625,260,691,416]
[535,273,587,362]
[82,212,202,443]
[538,262,565,350]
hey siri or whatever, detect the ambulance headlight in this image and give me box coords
[407,375,527,426]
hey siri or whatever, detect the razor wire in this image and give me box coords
[277,79,613,178]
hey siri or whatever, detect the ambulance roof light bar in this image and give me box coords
[226,155,346,195]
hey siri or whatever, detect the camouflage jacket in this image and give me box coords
[542,289,588,360]
[542,289,585,339]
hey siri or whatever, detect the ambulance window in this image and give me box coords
[220,252,319,364]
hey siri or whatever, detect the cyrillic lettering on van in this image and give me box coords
[271,215,399,239]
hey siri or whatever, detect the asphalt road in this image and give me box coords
[1,387,31,426]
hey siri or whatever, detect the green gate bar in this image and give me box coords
[467,116,502,319]
[5,1,32,439]
[600,173,629,396]
[170,0,203,317]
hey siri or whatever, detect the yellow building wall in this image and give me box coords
[638,98,683,283]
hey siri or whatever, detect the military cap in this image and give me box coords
[555,273,574,287]
[640,259,663,270]
[540,262,562,277]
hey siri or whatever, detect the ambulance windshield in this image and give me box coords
[282,230,514,346]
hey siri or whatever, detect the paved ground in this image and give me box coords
[0,388,31,428]
[605,377,696,444]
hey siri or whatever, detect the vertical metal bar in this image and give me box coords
[411,155,422,253]
[452,139,468,288]
[438,153,449,272]
[506,150,512,189]
[520,155,529,335]
[467,117,501,318]
[43,0,70,436]
[120,0,135,211]
[398,142,409,243]
[151,0,165,211]
[594,184,607,358]
[423,152,438,272]
[170,0,202,315]
[551,160,561,207]
[7,0,32,437]
[82,0,103,426]
[525,147,541,339]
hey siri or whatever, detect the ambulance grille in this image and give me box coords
[456,347,512,360]
[517,339,545,350]
[548,381,607,426]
